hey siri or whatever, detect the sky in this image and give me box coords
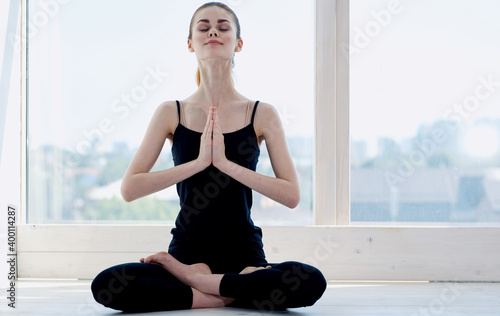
[350,0,500,155]
[5,0,500,154]
[26,0,315,151]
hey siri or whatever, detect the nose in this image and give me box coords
[209,28,218,37]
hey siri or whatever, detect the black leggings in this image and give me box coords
[91,261,327,312]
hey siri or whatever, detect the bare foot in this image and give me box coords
[239,265,272,274]
[140,251,211,288]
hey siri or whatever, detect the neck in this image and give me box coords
[195,60,240,107]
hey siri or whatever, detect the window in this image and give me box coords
[13,0,500,281]
[350,0,500,225]
[0,0,21,213]
[26,0,315,225]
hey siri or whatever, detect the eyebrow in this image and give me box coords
[197,19,231,24]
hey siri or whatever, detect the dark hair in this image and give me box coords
[188,2,241,86]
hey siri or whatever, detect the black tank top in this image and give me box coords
[168,100,267,273]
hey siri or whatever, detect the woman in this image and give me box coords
[91,2,326,312]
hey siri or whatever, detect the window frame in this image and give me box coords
[21,0,27,225]
[15,0,500,282]
[315,0,350,225]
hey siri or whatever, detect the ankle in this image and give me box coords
[184,273,197,288]
[191,288,229,309]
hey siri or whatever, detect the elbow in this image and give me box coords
[286,187,301,209]
[122,193,134,203]
[287,196,300,209]
[120,179,136,203]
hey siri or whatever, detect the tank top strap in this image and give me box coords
[175,100,181,122]
[251,100,260,125]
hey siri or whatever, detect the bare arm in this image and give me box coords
[212,103,300,208]
[121,101,212,202]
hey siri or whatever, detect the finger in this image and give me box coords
[209,118,214,137]
[212,106,217,120]
[202,107,215,140]
[212,121,219,144]
[213,106,218,122]
[214,118,223,140]
[203,108,212,137]
[215,110,223,135]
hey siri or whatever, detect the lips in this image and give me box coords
[206,40,222,45]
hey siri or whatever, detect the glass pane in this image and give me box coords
[1,0,21,289]
[27,0,314,224]
[1,1,21,216]
[350,0,500,225]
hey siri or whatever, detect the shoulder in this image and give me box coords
[155,100,178,113]
[150,100,180,136]
[254,101,283,139]
[255,101,280,123]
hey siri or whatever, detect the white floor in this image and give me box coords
[0,279,499,316]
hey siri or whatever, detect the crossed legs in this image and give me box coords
[92,251,327,312]
[140,251,235,308]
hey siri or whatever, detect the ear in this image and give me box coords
[187,39,195,53]
[234,38,243,53]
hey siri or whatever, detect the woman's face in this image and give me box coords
[188,6,243,64]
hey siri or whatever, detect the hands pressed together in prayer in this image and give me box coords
[197,107,227,170]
